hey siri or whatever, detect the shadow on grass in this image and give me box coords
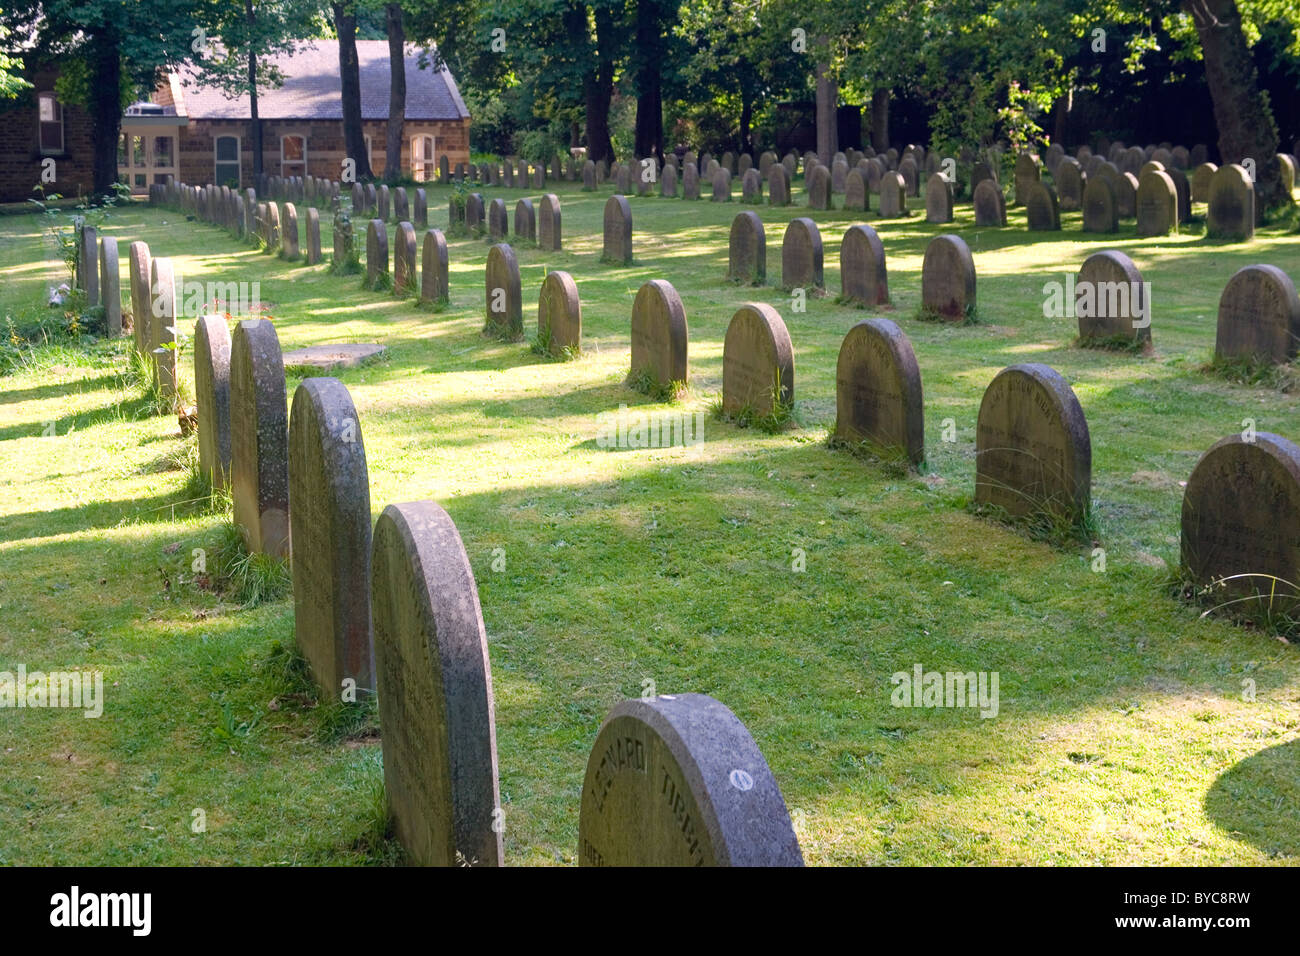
[1205,738,1300,858]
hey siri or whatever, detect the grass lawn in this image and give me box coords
[2,174,1299,865]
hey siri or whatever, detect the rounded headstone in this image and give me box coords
[878,172,906,218]
[727,211,766,286]
[1207,164,1256,240]
[488,198,508,240]
[972,179,1007,227]
[741,168,763,203]
[420,228,449,306]
[711,167,732,202]
[1135,169,1178,237]
[289,377,374,696]
[806,164,831,210]
[484,243,523,340]
[194,314,233,490]
[538,270,581,357]
[1076,250,1150,347]
[602,195,633,265]
[99,238,121,337]
[924,173,953,223]
[393,221,418,294]
[366,219,389,284]
[538,194,562,251]
[844,170,868,211]
[1213,264,1300,365]
[129,241,152,355]
[1024,181,1061,230]
[230,318,289,558]
[660,164,678,198]
[1081,176,1119,233]
[371,500,502,867]
[722,303,794,418]
[630,279,689,391]
[767,165,790,206]
[834,317,923,466]
[975,363,1091,523]
[839,224,889,307]
[514,198,536,242]
[780,217,824,292]
[1115,172,1138,218]
[921,234,976,320]
[683,162,701,200]
[1056,157,1085,210]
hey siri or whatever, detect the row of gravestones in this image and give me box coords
[153,181,334,264]
[254,173,343,207]
[190,315,804,865]
[449,193,563,251]
[357,218,452,305]
[348,181,431,227]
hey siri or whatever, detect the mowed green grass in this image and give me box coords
[2,172,1299,866]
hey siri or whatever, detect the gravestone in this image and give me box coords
[578,693,803,867]
[1076,250,1150,347]
[722,303,794,417]
[727,211,766,286]
[807,164,831,210]
[99,238,121,337]
[393,187,409,222]
[1213,264,1300,365]
[742,168,763,203]
[602,195,633,265]
[371,500,503,867]
[711,167,732,202]
[1136,169,1178,237]
[1115,172,1139,218]
[377,185,390,221]
[1081,176,1119,233]
[538,194,562,251]
[897,158,920,197]
[865,158,885,193]
[229,318,289,557]
[924,174,953,223]
[759,151,776,177]
[616,163,632,194]
[414,188,428,229]
[265,202,282,250]
[920,234,976,319]
[1014,153,1042,206]
[1207,164,1255,240]
[1024,182,1061,231]
[1167,166,1191,223]
[971,161,997,194]
[465,193,485,235]
[768,165,790,206]
[281,203,301,259]
[440,155,450,182]
[488,198,508,240]
[844,170,868,211]
[582,160,596,191]
[350,182,364,213]
[194,314,232,489]
[420,229,450,306]
[538,270,581,357]
[366,219,389,284]
[289,377,374,697]
[831,159,849,194]
[394,222,418,295]
[972,179,1007,226]
[878,172,906,217]
[629,279,689,390]
[660,164,678,198]
[834,317,924,465]
[304,208,322,265]
[683,162,701,200]
[1180,433,1300,619]
[1056,158,1085,210]
[484,243,523,340]
[129,241,151,353]
[515,198,536,243]
[149,258,178,397]
[78,226,99,305]
[975,363,1092,522]
[780,218,824,292]
[839,224,889,307]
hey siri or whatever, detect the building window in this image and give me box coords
[38,92,63,154]
[412,134,435,181]
[215,135,240,186]
[154,136,174,169]
[281,134,306,177]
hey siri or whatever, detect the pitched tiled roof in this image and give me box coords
[173,40,468,121]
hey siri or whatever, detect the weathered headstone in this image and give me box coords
[394,221,418,295]
[1075,250,1150,347]
[377,184,390,221]
[878,171,906,217]
[602,195,633,265]
[727,211,766,286]
[1024,181,1061,230]
[414,188,428,229]
[194,314,232,489]
[304,207,322,265]
[538,270,581,357]
[289,377,374,697]
[514,199,536,242]
[1207,164,1255,240]
[844,170,868,212]
[975,363,1092,523]
[1115,171,1139,218]
[711,167,732,202]
[972,179,1007,226]
[99,238,121,337]
[78,225,99,305]
[578,693,803,867]
[806,164,831,210]
[839,224,889,307]
[722,303,794,418]
[265,201,282,250]
[371,500,503,867]
[149,257,178,397]
[488,198,508,241]
[660,164,678,198]
[366,219,389,285]
[420,228,450,306]
[484,243,523,340]
[393,187,409,222]
[920,234,976,319]
[1056,157,1085,210]
[683,162,701,200]
[281,203,301,259]
[538,194,562,251]
[897,157,920,197]
[1014,152,1042,206]
[1213,264,1300,365]
[768,165,790,206]
[780,218,824,293]
[465,193,485,235]
[129,241,151,353]
[741,168,763,203]
[629,279,689,391]
[1180,433,1300,619]
[924,173,953,224]
[834,317,924,465]
[229,318,289,558]
[1136,169,1178,237]
[582,160,597,191]
[1081,176,1119,233]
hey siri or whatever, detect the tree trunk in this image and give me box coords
[871,88,889,152]
[247,0,262,179]
[815,61,838,163]
[1052,90,1070,147]
[88,28,122,198]
[334,2,372,181]
[632,0,664,161]
[584,4,617,164]
[739,89,752,156]
[383,3,406,181]
[1184,0,1288,217]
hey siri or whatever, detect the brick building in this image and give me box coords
[0,40,471,203]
